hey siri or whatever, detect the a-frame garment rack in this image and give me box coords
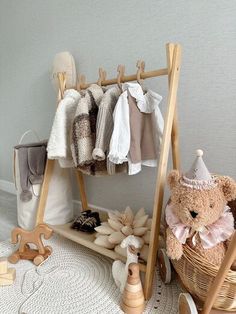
[35,43,182,300]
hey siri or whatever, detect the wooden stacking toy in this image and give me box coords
[8,224,53,266]
[121,263,145,314]
[0,257,16,286]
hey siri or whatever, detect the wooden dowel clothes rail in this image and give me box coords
[79,67,168,90]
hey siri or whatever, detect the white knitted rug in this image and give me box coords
[0,235,181,314]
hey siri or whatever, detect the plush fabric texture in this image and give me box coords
[94,206,151,261]
[166,204,234,249]
[47,89,81,168]
[166,169,236,266]
[92,86,121,161]
[16,142,47,202]
[94,234,116,249]
[71,84,126,176]
[28,146,46,184]
[71,84,109,176]
[71,210,91,230]
[228,199,236,228]
[51,51,77,90]
[92,86,127,175]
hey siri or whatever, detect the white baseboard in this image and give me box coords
[0,180,111,213]
[0,180,16,195]
[73,200,110,213]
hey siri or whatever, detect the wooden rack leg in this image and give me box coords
[200,231,236,314]
[171,112,180,170]
[144,44,182,300]
[35,159,55,225]
[35,75,65,226]
[75,171,88,211]
[167,43,180,171]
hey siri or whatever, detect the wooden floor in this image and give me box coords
[0,190,17,241]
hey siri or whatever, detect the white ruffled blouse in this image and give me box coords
[108,82,164,175]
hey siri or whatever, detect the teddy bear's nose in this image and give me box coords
[190,211,198,218]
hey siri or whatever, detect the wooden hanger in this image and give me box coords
[117,64,125,90]
[77,74,86,91]
[136,60,145,87]
[57,72,66,101]
[97,68,107,86]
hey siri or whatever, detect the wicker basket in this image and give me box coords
[172,244,236,311]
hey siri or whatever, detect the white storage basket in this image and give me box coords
[14,130,74,230]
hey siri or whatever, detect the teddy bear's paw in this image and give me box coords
[166,246,183,260]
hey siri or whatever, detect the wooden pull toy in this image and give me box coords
[0,257,16,286]
[121,263,145,314]
[8,224,53,266]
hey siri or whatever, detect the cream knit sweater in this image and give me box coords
[92,86,121,161]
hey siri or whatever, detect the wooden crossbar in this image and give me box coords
[78,68,168,90]
[35,42,181,301]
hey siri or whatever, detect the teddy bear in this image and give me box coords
[228,198,236,228]
[165,149,236,267]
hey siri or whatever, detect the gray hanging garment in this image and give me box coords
[16,141,47,202]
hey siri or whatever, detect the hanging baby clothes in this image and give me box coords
[71,84,110,176]
[92,86,121,161]
[15,141,47,202]
[92,86,127,175]
[108,82,163,175]
[47,89,81,167]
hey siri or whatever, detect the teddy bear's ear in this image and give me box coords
[167,170,180,189]
[217,176,236,202]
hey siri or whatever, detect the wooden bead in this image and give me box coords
[0,257,8,275]
[0,267,16,286]
[0,268,16,280]
[0,277,14,286]
[121,303,145,314]
[121,263,145,314]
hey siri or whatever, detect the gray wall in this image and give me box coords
[1,1,236,212]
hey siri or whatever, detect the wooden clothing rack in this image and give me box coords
[35,43,182,300]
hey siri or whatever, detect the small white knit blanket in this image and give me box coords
[0,235,180,314]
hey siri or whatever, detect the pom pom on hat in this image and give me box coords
[196,149,203,157]
[180,149,217,190]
